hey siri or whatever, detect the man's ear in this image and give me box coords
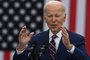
[43,15,46,22]
[63,13,66,22]
[64,13,66,19]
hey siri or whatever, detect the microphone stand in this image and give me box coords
[35,44,47,60]
[27,42,36,60]
[27,42,48,60]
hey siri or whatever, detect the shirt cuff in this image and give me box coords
[67,45,75,54]
[16,48,25,55]
[16,44,28,55]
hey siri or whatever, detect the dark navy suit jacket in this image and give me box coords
[13,30,89,60]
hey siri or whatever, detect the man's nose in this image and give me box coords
[52,16,56,22]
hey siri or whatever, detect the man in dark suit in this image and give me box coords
[13,1,89,60]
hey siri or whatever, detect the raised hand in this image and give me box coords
[17,26,34,51]
[60,26,73,50]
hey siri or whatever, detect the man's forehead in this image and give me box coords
[45,5,65,14]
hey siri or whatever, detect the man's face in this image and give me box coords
[44,5,66,33]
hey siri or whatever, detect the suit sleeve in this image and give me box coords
[13,40,35,60]
[13,49,29,60]
[72,37,89,60]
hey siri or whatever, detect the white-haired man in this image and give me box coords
[13,1,89,60]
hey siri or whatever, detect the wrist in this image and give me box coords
[67,45,75,54]
[66,44,73,50]
[17,44,26,51]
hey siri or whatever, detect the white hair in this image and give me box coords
[44,1,65,12]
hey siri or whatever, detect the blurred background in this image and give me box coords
[0,0,90,60]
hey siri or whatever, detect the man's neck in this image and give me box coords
[51,30,60,35]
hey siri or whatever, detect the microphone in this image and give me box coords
[38,43,48,58]
[34,44,48,60]
[27,41,48,60]
[27,41,37,58]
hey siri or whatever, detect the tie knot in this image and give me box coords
[52,35,57,39]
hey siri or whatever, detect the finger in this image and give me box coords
[62,32,67,39]
[61,28,67,36]
[19,26,27,38]
[22,25,26,29]
[62,31,69,41]
[21,26,27,32]
[61,26,67,32]
[29,32,34,38]
[61,27,68,35]
[19,26,27,35]
[61,30,68,37]
[61,27,69,39]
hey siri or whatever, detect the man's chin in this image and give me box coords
[51,29,59,33]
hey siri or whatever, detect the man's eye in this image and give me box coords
[55,15,61,17]
[47,15,52,17]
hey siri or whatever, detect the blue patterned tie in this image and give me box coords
[49,35,57,60]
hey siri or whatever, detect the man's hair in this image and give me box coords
[43,1,65,14]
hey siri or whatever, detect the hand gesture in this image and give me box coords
[60,26,73,50]
[17,26,34,51]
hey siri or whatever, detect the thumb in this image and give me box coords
[29,32,34,38]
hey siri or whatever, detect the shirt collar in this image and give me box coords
[49,30,62,39]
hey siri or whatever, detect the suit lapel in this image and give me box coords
[39,30,50,60]
[56,37,66,59]
[40,30,49,44]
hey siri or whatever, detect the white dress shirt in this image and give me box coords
[49,30,62,51]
